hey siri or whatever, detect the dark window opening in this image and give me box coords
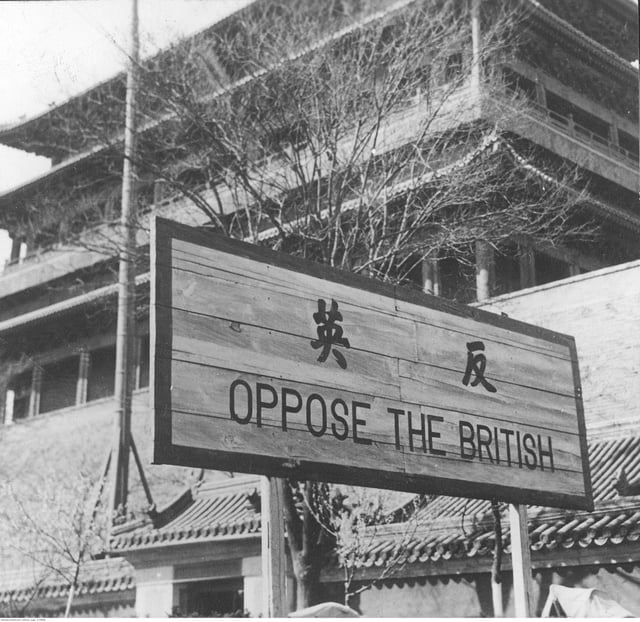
[87,346,116,402]
[402,255,425,290]
[438,255,476,303]
[399,64,431,100]
[503,69,537,102]
[8,371,32,421]
[534,252,571,286]
[618,130,639,159]
[494,248,521,296]
[138,335,150,389]
[546,92,610,142]
[444,52,463,82]
[177,579,244,618]
[40,357,79,414]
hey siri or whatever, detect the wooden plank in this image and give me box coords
[169,358,584,471]
[171,308,403,400]
[170,237,571,358]
[152,218,593,510]
[399,360,580,435]
[510,504,534,618]
[167,266,575,397]
[170,412,588,508]
[168,362,586,496]
[168,262,418,361]
[151,218,174,463]
[414,323,574,396]
[159,218,578,349]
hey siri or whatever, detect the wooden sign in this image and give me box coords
[152,217,593,510]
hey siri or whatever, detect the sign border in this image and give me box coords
[152,216,593,511]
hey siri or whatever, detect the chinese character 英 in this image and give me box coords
[462,341,497,393]
[310,298,350,369]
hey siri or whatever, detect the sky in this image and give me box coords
[0,0,250,263]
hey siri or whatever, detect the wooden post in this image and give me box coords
[76,350,90,405]
[9,237,21,264]
[3,389,14,425]
[29,366,42,418]
[518,243,535,289]
[535,73,547,109]
[421,257,439,296]
[509,504,533,617]
[470,0,481,93]
[112,0,139,515]
[261,476,288,618]
[475,240,493,302]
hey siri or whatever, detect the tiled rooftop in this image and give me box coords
[0,558,134,608]
[5,434,640,609]
[111,476,262,551]
[112,435,640,570]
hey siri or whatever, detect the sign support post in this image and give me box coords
[261,476,288,617]
[510,503,533,617]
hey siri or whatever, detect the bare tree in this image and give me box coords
[0,442,110,617]
[126,0,596,280]
[281,480,427,608]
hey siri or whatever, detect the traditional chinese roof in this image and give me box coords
[0,272,150,336]
[112,434,640,573]
[0,0,633,158]
[110,475,262,552]
[0,557,134,614]
[524,0,638,77]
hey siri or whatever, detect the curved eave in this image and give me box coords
[0,0,635,155]
[0,1,256,156]
[0,67,127,158]
[524,0,639,79]
[0,272,150,335]
[0,142,119,214]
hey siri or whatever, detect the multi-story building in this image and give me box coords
[0,0,638,616]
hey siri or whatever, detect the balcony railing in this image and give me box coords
[530,102,639,165]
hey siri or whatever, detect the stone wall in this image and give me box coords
[477,259,640,438]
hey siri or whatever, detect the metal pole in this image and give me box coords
[112,0,139,516]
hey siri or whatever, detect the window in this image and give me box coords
[40,357,79,414]
[7,371,32,421]
[618,130,639,159]
[137,335,150,389]
[534,251,571,286]
[494,248,521,296]
[502,68,537,102]
[177,579,244,617]
[444,52,463,83]
[87,346,116,402]
[4,335,151,424]
[438,255,476,303]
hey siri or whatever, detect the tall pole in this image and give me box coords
[510,504,534,617]
[112,0,139,516]
[261,477,288,617]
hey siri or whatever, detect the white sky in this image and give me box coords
[0,0,250,264]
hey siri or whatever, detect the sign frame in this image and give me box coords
[152,217,593,511]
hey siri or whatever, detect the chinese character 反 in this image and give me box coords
[462,340,497,393]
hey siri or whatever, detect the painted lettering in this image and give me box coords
[229,379,253,424]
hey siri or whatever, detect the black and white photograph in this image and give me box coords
[0,0,638,617]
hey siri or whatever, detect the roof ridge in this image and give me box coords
[524,0,638,76]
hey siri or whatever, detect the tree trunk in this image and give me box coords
[296,574,316,610]
[64,562,81,618]
[281,481,327,611]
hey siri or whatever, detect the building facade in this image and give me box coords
[0,0,638,616]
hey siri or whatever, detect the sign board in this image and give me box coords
[152,217,593,510]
